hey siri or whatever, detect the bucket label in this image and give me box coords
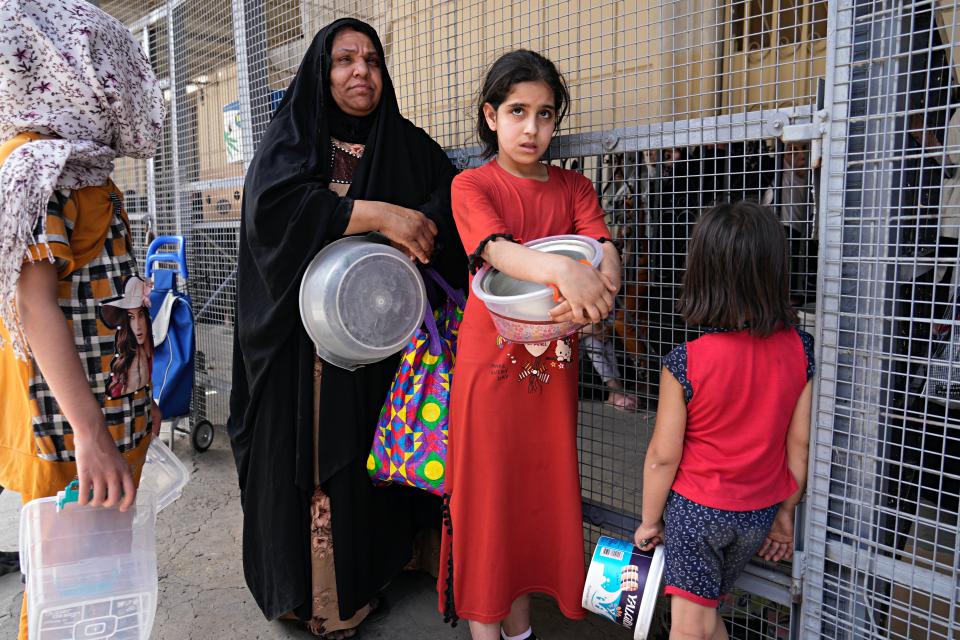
[583,536,659,635]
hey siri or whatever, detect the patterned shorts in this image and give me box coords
[662,492,779,607]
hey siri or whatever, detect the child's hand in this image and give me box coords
[598,241,622,295]
[758,506,794,562]
[548,261,617,324]
[634,520,664,551]
[74,424,136,512]
[150,401,162,438]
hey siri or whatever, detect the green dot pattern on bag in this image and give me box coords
[367,292,463,496]
[419,394,447,427]
[417,451,445,488]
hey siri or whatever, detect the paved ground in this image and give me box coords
[0,411,640,640]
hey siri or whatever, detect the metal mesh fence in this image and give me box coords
[803,0,960,638]
[95,0,958,637]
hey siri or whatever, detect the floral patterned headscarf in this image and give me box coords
[0,0,165,358]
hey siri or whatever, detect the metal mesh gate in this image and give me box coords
[95,0,959,637]
[803,0,960,638]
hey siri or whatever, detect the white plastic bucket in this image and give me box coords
[582,535,665,640]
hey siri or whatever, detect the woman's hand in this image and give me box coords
[758,506,795,562]
[634,520,664,551]
[350,200,438,263]
[548,260,617,324]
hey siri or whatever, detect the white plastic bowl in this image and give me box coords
[471,234,603,343]
[300,236,427,370]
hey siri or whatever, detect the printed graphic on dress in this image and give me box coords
[494,337,574,393]
[100,275,153,399]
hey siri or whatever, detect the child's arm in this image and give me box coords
[634,367,687,550]
[17,261,136,511]
[548,242,621,323]
[758,379,813,562]
[483,238,618,324]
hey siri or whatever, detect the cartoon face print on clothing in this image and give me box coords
[100,275,153,399]
[494,336,575,393]
[518,342,552,393]
[525,342,551,357]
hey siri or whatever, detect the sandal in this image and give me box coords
[305,593,388,639]
[365,593,390,624]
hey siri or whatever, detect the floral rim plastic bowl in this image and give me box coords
[472,234,602,343]
[488,310,582,344]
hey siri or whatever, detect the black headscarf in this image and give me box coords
[228,18,467,622]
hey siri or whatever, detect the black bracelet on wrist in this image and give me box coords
[468,233,516,274]
[597,236,624,256]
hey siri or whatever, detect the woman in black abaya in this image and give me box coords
[227,18,467,638]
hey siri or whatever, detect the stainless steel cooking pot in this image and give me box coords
[299,236,426,370]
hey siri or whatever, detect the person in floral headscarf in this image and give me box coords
[0,1,165,637]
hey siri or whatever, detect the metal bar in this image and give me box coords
[194,219,241,231]
[735,565,793,608]
[185,177,245,192]
[449,106,816,169]
[232,0,271,166]
[802,3,852,635]
[825,539,957,601]
[804,0,917,638]
[166,3,183,236]
[141,27,158,231]
[581,499,638,539]
[128,5,168,33]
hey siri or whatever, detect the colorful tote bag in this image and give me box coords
[367,268,465,495]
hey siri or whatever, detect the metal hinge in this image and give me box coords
[791,550,807,603]
[770,109,830,169]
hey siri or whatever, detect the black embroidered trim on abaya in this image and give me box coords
[441,493,458,627]
[468,233,516,274]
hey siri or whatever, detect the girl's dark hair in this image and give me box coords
[476,50,570,158]
[678,200,798,337]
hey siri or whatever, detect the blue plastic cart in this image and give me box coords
[145,236,213,452]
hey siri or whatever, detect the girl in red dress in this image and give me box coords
[438,50,621,640]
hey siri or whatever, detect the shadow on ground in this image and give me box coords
[0,426,633,640]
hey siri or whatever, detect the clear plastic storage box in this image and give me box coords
[139,437,190,513]
[19,485,158,639]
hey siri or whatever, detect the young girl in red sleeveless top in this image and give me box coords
[634,200,814,639]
